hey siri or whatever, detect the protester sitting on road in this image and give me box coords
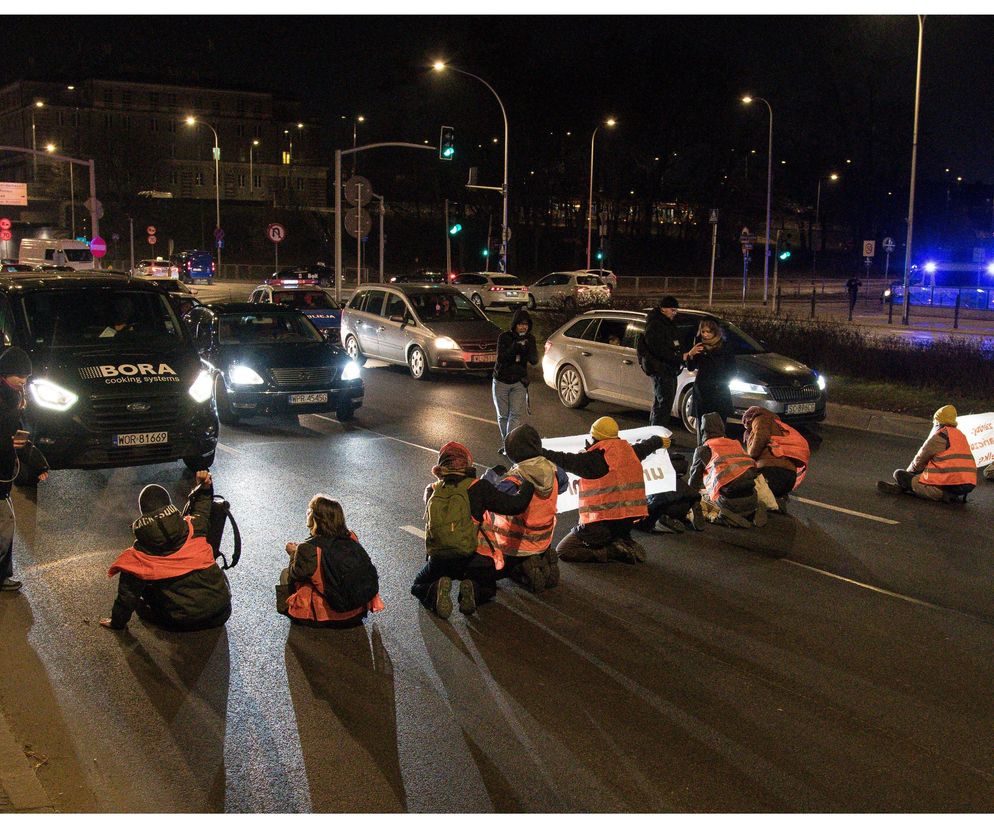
[492,308,538,454]
[278,495,384,628]
[877,405,978,502]
[688,412,766,528]
[685,319,736,445]
[539,416,666,564]
[742,406,810,510]
[101,471,232,631]
[482,424,569,592]
[633,451,704,534]
[413,442,535,619]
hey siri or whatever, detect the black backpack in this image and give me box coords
[183,488,241,570]
[314,535,379,612]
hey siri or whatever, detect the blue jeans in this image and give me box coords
[492,379,527,442]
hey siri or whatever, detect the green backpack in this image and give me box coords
[425,478,479,557]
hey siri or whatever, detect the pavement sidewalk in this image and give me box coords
[0,705,56,813]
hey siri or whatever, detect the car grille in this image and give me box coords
[458,341,496,352]
[82,392,186,432]
[766,384,821,403]
[270,367,337,387]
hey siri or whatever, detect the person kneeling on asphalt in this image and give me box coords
[278,495,385,628]
[101,471,232,631]
[482,424,569,592]
[633,451,705,534]
[985,463,994,483]
[742,406,810,510]
[413,442,535,619]
[539,416,666,564]
[688,413,767,528]
[877,405,977,502]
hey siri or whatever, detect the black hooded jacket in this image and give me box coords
[494,308,539,385]
[641,308,684,377]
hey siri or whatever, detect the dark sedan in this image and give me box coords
[185,302,363,424]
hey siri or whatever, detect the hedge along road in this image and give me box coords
[4,338,993,812]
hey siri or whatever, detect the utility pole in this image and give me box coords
[444,198,451,276]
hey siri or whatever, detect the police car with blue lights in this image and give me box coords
[250,279,342,341]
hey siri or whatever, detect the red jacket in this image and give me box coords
[109,518,215,580]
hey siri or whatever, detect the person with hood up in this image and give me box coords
[684,318,736,445]
[483,424,569,592]
[539,416,666,563]
[414,442,535,618]
[492,308,539,453]
[877,405,977,501]
[741,406,811,508]
[100,471,232,631]
[688,412,767,528]
[639,296,685,427]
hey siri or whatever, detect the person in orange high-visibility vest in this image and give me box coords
[878,405,977,502]
[688,412,765,528]
[538,416,667,564]
[482,424,569,592]
[742,406,811,508]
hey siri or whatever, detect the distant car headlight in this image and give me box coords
[228,364,265,386]
[816,373,827,391]
[434,336,459,350]
[883,288,892,298]
[728,378,767,395]
[188,370,213,403]
[29,378,79,411]
[341,360,361,381]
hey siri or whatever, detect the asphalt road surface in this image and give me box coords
[1,357,993,812]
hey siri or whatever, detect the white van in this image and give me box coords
[18,239,95,271]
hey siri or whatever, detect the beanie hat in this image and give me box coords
[0,347,32,377]
[432,441,474,478]
[933,405,957,427]
[138,484,172,516]
[659,296,679,309]
[590,416,619,442]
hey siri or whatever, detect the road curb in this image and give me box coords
[824,402,929,438]
[0,707,56,813]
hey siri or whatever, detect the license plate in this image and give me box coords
[467,352,496,363]
[506,291,518,296]
[114,431,168,447]
[289,392,328,404]
[786,402,816,415]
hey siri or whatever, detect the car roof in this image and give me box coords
[357,283,462,296]
[0,272,166,293]
[459,271,521,278]
[206,301,306,314]
[573,307,714,321]
[254,283,325,291]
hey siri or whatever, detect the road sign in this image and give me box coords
[344,208,372,238]
[0,230,11,242]
[147,235,157,245]
[267,223,286,243]
[345,175,373,207]
[862,240,876,257]
[864,257,873,267]
[214,227,225,242]
[882,236,896,253]
[709,209,719,224]
[83,197,102,214]
[90,236,107,258]
[146,225,156,236]
[0,183,28,206]
[0,218,10,231]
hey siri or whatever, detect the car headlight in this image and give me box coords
[728,378,767,395]
[228,364,265,386]
[341,360,361,381]
[29,378,79,411]
[816,373,827,391]
[883,288,892,298]
[434,336,459,350]
[188,370,213,403]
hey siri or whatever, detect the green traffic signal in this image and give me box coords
[439,125,455,161]
[778,250,792,261]
[595,250,604,261]
[481,247,489,257]
[449,223,462,236]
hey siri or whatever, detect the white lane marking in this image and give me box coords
[401,525,426,539]
[449,410,499,426]
[22,549,106,574]
[781,559,949,611]
[216,442,243,455]
[793,495,899,525]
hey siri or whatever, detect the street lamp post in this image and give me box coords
[433,62,510,272]
[812,173,839,279]
[742,95,773,304]
[352,115,365,175]
[249,139,259,194]
[185,116,222,273]
[586,118,617,271]
[30,100,44,181]
[901,15,925,326]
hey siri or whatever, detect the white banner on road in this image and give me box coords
[955,413,994,468]
[542,426,675,513]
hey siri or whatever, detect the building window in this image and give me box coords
[120,115,130,129]
[170,171,178,185]
[296,177,303,189]
[104,113,113,129]
[149,92,159,107]
[104,90,113,107]
[194,172,204,186]
[150,117,159,132]
[167,93,177,106]
[253,174,261,189]
[167,119,176,133]
[236,124,244,137]
[170,144,176,158]
[238,174,246,187]
[57,111,64,126]
[237,98,246,114]
[282,150,291,166]
[121,91,133,107]
[212,99,220,113]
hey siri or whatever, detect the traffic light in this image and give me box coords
[439,125,455,160]
[481,247,489,257]
[595,250,605,262]
[449,223,462,236]
[778,241,792,261]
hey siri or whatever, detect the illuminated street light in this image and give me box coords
[184,115,222,272]
[742,94,774,302]
[587,117,617,270]
[45,143,56,153]
[813,172,840,277]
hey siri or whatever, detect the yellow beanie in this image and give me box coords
[590,416,619,442]
[933,405,957,426]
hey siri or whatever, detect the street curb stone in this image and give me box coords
[0,708,56,813]
[824,402,929,438]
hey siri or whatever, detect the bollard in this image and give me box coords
[887,289,894,324]
[775,283,782,315]
[810,287,816,319]
[953,291,961,329]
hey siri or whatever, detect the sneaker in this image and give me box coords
[894,470,914,491]
[658,515,685,534]
[433,576,453,619]
[545,547,560,588]
[519,555,546,592]
[718,508,753,529]
[628,538,648,562]
[458,579,477,615]
[877,480,903,495]
[0,578,22,592]
[753,502,768,527]
[607,538,639,564]
[688,503,706,531]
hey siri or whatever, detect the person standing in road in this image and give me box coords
[685,319,736,445]
[0,348,48,592]
[639,296,684,428]
[493,308,538,454]
[845,276,862,316]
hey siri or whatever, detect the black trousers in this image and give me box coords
[650,374,678,427]
[637,481,701,529]
[759,466,797,498]
[135,598,231,632]
[556,517,639,561]
[410,553,497,609]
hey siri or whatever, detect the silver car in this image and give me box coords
[528,270,611,310]
[341,284,501,380]
[451,271,530,310]
[542,308,828,432]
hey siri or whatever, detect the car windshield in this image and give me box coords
[717,320,765,354]
[409,291,484,322]
[22,289,185,349]
[217,311,322,344]
[271,290,337,310]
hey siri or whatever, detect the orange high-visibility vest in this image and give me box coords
[919,426,977,487]
[287,534,385,623]
[484,474,558,557]
[578,439,648,524]
[767,418,811,489]
[109,518,216,580]
[704,437,756,502]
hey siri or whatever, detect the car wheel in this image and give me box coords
[679,385,697,434]
[183,450,215,472]
[344,334,366,366]
[557,364,589,409]
[408,346,431,381]
[527,294,537,310]
[336,400,357,422]
[471,293,484,308]
[215,376,239,425]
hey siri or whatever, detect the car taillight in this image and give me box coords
[211,261,216,272]
[489,286,503,291]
